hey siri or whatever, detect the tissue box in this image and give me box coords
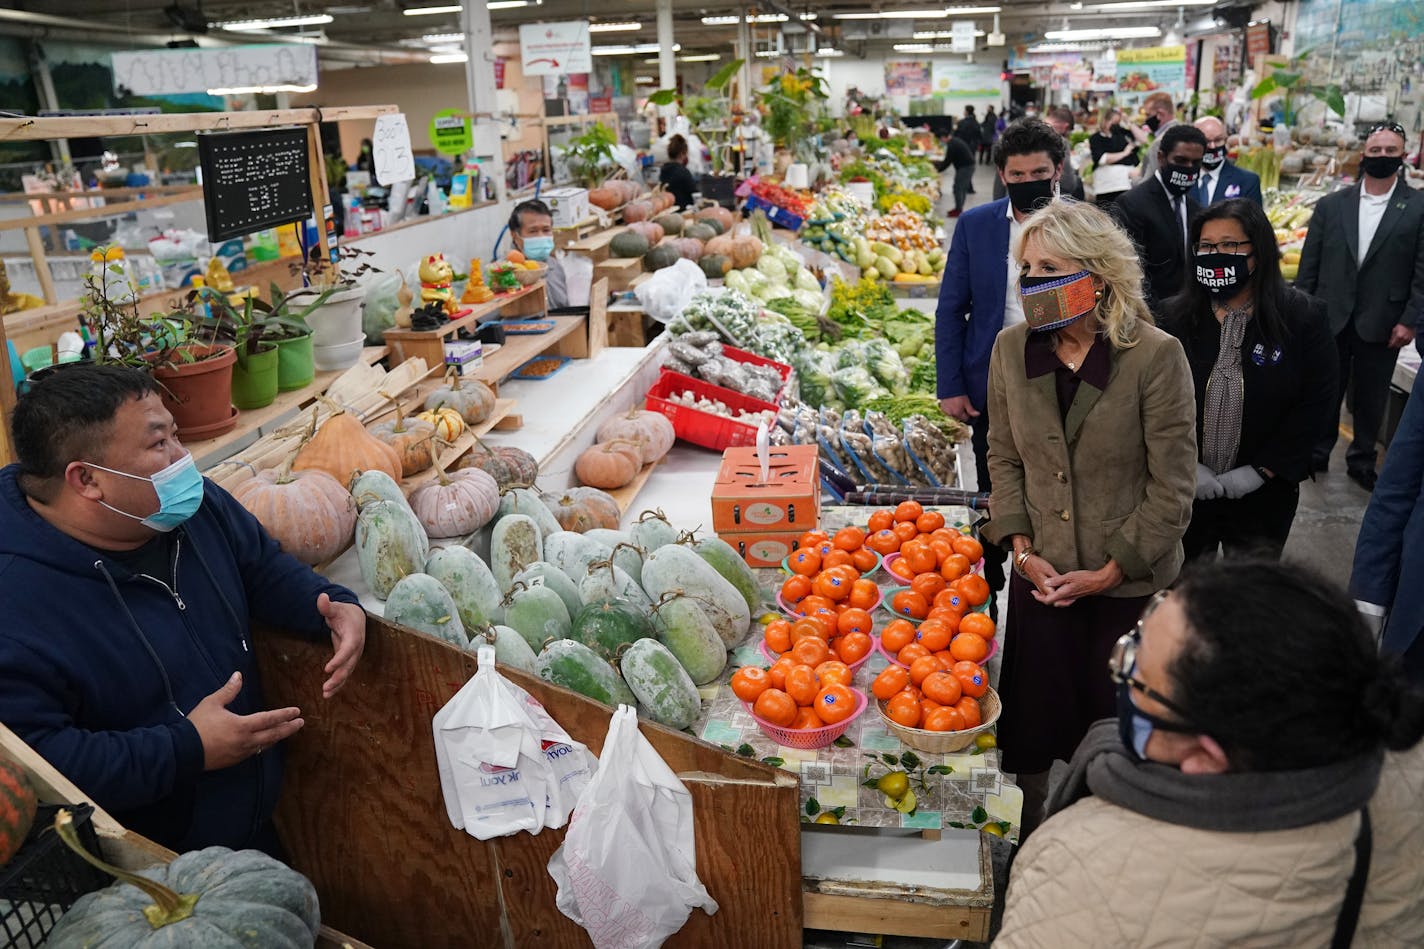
[543,187,589,228]
[444,340,483,375]
[711,444,819,535]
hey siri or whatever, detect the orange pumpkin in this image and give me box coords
[292,409,402,486]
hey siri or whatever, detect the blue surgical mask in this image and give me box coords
[523,236,555,262]
[1116,681,1154,759]
[86,452,204,532]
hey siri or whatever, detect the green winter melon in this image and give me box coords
[619,639,701,729]
[356,499,430,599]
[572,599,654,660]
[351,469,409,511]
[652,595,728,685]
[609,230,651,258]
[426,546,504,629]
[537,639,637,707]
[545,531,615,583]
[496,487,562,540]
[464,623,538,673]
[503,583,573,652]
[631,509,680,553]
[490,514,542,593]
[385,573,466,646]
[644,244,681,272]
[514,561,584,618]
[641,544,751,647]
[692,536,764,615]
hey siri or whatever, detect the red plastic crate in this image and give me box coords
[646,370,780,451]
[721,346,793,402]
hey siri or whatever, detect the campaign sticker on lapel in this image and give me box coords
[1251,343,1266,366]
[1269,346,1282,365]
[1225,184,1241,198]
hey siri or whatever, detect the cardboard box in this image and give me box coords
[444,339,483,375]
[712,444,819,535]
[543,187,590,228]
[717,531,803,569]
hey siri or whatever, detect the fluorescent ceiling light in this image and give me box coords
[403,4,461,13]
[892,43,935,51]
[486,1,529,8]
[635,76,657,84]
[679,53,721,61]
[215,13,333,30]
[816,47,845,57]
[835,6,998,19]
[912,29,987,37]
[421,33,464,43]
[589,21,642,32]
[702,12,815,23]
[1044,25,1160,39]
[430,52,469,63]
[208,83,319,94]
[1025,41,1116,51]
[1089,0,1212,7]
[592,42,679,56]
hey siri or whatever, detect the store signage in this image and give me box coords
[932,61,1002,98]
[372,113,416,184]
[885,61,933,97]
[589,96,612,114]
[518,21,592,76]
[495,58,506,89]
[196,126,312,243]
[111,45,318,96]
[1115,45,1188,105]
[429,108,473,156]
[951,21,977,54]
[1246,22,1272,69]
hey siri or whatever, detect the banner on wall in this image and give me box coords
[1115,45,1187,104]
[931,61,1001,98]
[885,61,933,97]
[1091,54,1117,92]
[518,20,592,76]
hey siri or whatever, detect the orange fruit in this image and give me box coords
[768,656,796,690]
[764,619,792,654]
[815,660,853,687]
[950,632,989,663]
[788,547,821,576]
[793,706,824,729]
[929,537,956,567]
[899,682,923,703]
[833,526,866,551]
[897,642,931,665]
[911,572,947,601]
[814,684,858,725]
[754,688,798,726]
[940,553,971,582]
[507,249,526,264]
[822,548,855,571]
[731,666,771,702]
[780,574,812,605]
[959,611,996,640]
[837,607,874,637]
[885,691,922,728]
[894,500,924,523]
[955,695,983,728]
[933,649,957,667]
[850,547,879,573]
[813,570,852,602]
[890,589,929,620]
[848,578,879,611]
[893,520,920,544]
[952,534,984,563]
[804,602,838,629]
[867,529,901,555]
[952,660,989,698]
[957,573,992,607]
[785,665,822,706]
[872,665,911,700]
[867,510,895,533]
[791,637,830,667]
[881,618,916,653]
[915,618,953,652]
[909,654,946,686]
[790,617,828,645]
[901,544,937,576]
[924,706,968,732]
[836,631,873,665]
[798,530,829,551]
[920,696,943,715]
[916,510,946,533]
[924,607,963,633]
[933,589,971,615]
[921,670,964,706]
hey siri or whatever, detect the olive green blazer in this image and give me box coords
[982,321,1197,599]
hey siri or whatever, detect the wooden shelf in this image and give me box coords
[475,314,588,386]
[605,458,662,515]
[381,281,548,369]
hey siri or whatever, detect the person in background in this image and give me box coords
[0,365,366,855]
[937,130,977,218]
[1137,91,1179,183]
[935,119,1070,622]
[1109,124,1208,313]
[507,200,567,308]
[1192,116,1262,207]
[982,200,1197,839]
[1089,108,1144,208]
[1045,107,1085,201]
[1162,199,1336,560]
[979,106,999,165]
[956,105,982,160]
[659,133,697,210]
[995,559,1424,948]
[1295,121,1424,490]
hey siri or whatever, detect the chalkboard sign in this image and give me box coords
[197,126,313,242]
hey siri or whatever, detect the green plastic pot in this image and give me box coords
[275,333,315,391]
[231,342,279,410]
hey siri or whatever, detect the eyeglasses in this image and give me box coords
[1368,121,1406,138]
[1193,239,1252,256]
[1108,590,1198,726]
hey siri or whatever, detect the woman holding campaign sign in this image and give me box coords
[1162,199,1337,561]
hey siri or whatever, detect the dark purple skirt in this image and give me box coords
[996,572,1152,774]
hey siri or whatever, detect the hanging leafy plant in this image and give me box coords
[1250,49,1345,127]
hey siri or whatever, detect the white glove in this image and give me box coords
[1195,463,1224,500]
[1217,466,1265,499]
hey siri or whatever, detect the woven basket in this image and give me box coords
[878,687,1001,753]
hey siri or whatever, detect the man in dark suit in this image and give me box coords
[1296,121,1424,490]
[1108,124,1208,313]
[935,118,1067,615]
[1193,116,1263,206]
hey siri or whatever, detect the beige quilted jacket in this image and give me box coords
[995,742,1424,948]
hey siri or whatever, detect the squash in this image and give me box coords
[596,409,675,464]
[609,230,651,259]
[385,572,466,646]
[1,755,37,866]
[644,243,681,271]
[622,199,655,223]
[409,453,500,538]
[356,498,430,599]
[350,468,409,511]
[651,190,675,213]
[623,221,664,245]
[652,595,728,685]
[293,407,401,486]
[588,186,621,210]
[457,440,538,489]
[575,439,642,489]
[496,486,562,539]
[652,212,684,235]
[424,369,496,425]
[544,530,615,583]
[490,514,542,593]
[631,509,681,552]
[695,205,735,232]
[543,487,622,533]
[416,406,465,443]
[691,536,763,615]
[584,528,643,584]
[641,543,751,647]
[537,639,637,707]
[668,237,704,262]
[619,638,701,729]
[731,235,764,269]
[503,582,573,652]
[369,396,436,477]
[683,222,717,243]
[704,233,737,260]
[699,254,732,279]
[463,623,538,673]
[426,546,505,628]
[578,558,653,614]
[45,808,320,949]
[572,599,653,660]
[514,561,584,619]
[231,459,356,565]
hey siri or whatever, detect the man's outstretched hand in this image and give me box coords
[319,593,366,698]
[191,672,303,770]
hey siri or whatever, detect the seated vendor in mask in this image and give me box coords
[508,199,568,308]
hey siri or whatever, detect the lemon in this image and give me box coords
[975,733,997,751]
[876,771,910,800]
[982,823,1005,837]
[814,812,840,824]
[884,788,918,813]
[758,613,779,626]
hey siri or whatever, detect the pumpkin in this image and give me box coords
[231,459,357,565]
[543,487,623,532]
[695,205,735,232]
[644,244,681,272]
[588,187,621,210]
[575,439,643,489]
[369,395,436,477]
[456,440,539,489]
[668,237,704,262]
[623,200,655,223]
[683,222,717,243]
[45,808,321,949]
[703,233,736,260]
[623,221,665,245]
[424,369,496,425]
[417,406,465,442]
[596,409,675,464]
[293,406,402,486]
[652,212,684,235]
[651,190,675,213]
[409,452,500,538]
[699,254,732,278]
[1,756,36,866]
[609,230,652,259]
[730,234,763,269]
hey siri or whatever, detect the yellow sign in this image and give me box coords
[1117,45,1186,65]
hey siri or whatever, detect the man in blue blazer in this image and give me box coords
[936,118,1068,611]
[1193,117,1263,206]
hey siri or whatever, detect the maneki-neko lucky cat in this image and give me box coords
[419,253,457,316]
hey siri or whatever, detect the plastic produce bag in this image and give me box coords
[361,271,405,344]
[548,705,718,948]
[433,645,597,839]
[634,259,707,323]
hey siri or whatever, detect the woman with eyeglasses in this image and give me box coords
[1161,199,1337,560]
[982,200,1197,838]
[995,559,1424,948]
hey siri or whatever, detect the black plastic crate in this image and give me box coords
[1,804,110,949]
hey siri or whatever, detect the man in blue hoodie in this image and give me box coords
[0,364,365,855]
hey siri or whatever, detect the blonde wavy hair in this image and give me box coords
[1013,200,1153,350]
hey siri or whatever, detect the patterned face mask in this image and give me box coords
[1019,271,1098,333]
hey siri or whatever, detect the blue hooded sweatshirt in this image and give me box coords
[0,464,359,852]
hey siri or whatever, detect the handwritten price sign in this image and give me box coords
[373,113,416,183]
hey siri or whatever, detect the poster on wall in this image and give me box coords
[518,20,592,76]
[566,73,590,114]
[1115,45,1187,105]
[1293,0,1421,97]
[1091,54,1117,92]
[1245,22,1271,71]
[885,61,933,97]
[932,61,1001,98]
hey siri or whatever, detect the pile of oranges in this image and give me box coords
[732,652,864,731]
[872,655,990,733]
[773,525,882,665]
[867,503,992,622]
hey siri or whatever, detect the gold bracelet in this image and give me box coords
[1014,547,1035,572]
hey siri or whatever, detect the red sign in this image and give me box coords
[495,58,506,89]
[1246,22,1271,69]
[589,96,612,114]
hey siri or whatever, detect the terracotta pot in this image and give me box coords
[152,344,237,439]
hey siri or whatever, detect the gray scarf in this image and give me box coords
[1202,305,1251,474]
[1045,720,1384,833]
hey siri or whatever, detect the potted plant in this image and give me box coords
[1251,50,1345,145]
[287,246,380,362]
[210,284,329,408]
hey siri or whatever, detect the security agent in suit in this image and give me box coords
[1108,124,1208,314]
[1296,122,1424,490]
[1193,117,1264,207]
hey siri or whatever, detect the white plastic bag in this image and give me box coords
[634,258,707,323]
[548,705,718,949]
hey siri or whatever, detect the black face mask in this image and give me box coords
[1194,252,1252,296]
[1162,162,1201,195]
[1201,145,1226,169]
[1006,177,1055,214]
[1144,114,1163,133]
[1360,154,1403,180]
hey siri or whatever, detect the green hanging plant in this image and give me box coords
[1250,49,1345,127]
